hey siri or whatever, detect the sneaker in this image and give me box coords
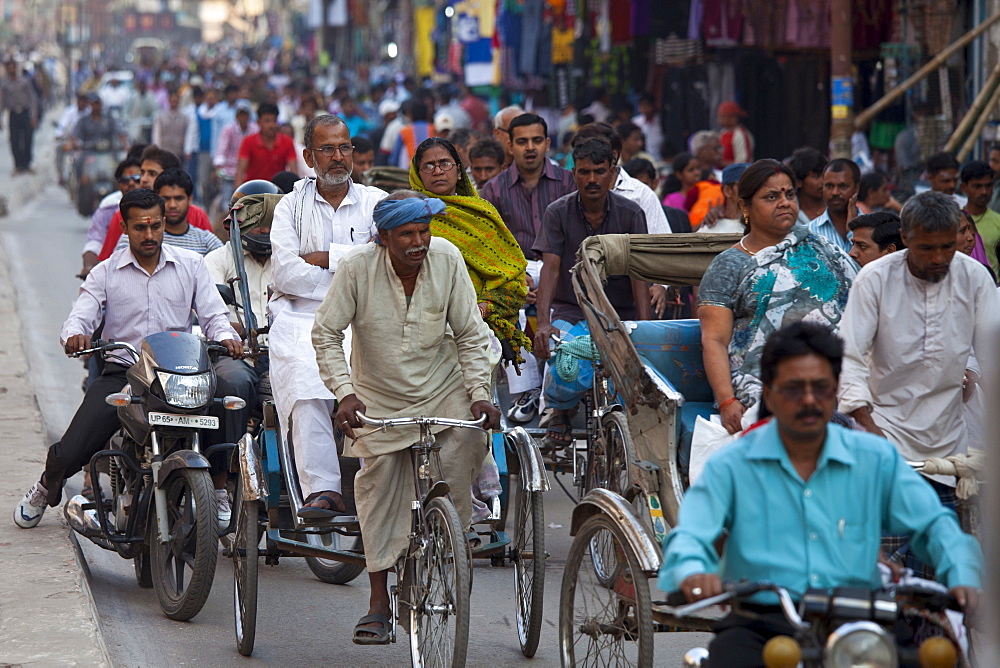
[14,480,48,528]
[215,489,232,526]
[507,389,541,424]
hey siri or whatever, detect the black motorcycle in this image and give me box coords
[65,334,245,621]
[667,581,967,667]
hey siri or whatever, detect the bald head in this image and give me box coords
[493,105,525,166]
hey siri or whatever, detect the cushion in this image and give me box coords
[628,320,713,402]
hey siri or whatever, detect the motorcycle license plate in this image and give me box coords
[148,413,219,429]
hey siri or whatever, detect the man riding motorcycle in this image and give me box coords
[659,322,980,666]
[14,188,246,528]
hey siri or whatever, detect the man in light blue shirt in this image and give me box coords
[659,321,980,665]
[808,158,860,254]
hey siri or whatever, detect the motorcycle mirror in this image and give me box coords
[216,284,238,307]
[222,396,247,411]
[105,392,133,406]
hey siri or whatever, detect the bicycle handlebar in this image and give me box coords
[355,412,488,431]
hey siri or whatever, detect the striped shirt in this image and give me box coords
[116,225,222,256]
[480,161,577,260]
[61,244,237,358]
[808,210,853,254]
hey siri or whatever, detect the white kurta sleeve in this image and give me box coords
[270,194,332,301]
[971,272,1000,378]
[312,258,358,401]
[837,270,880,415]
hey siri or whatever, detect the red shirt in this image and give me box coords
[98,204,214,261]
[237,132,296,182]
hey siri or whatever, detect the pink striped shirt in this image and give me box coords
[61,244,237,360]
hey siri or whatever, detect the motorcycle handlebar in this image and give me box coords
[71,340,139,362]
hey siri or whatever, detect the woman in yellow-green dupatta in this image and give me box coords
[410,136,532,364]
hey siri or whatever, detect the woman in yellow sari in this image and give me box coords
[410,136,532,361]
[410,137,532,524]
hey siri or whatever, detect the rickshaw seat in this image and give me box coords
[627,320,713,403]
[629,320,715,481]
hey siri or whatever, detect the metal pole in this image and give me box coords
[829,0,854,159]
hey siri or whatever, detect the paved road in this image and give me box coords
[4,186,711,666]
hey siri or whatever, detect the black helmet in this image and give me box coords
[230,179,281,206]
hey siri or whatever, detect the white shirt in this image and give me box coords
[838,251,1000,468]
[204,243,271,344]
[614,168,672,234]
[632,113,663,163]
[57,103,89,140]
[268,179,387,419]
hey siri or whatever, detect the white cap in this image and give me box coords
[378,99,401,116]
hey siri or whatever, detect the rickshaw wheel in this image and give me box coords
[601,412,636,497]
[408,496,470,668]
[233,496,260,656]
[587,412,641,584]
[513,483,546,657]
[560,513,653,668]
[149,468,219,621]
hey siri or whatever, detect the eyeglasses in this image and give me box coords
[310,144,355,157]
[772,381,837,402]
[118,174,141,185]
[419,160,457,174]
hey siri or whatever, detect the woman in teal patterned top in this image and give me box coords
[699,160,859,433]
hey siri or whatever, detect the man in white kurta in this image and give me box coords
[312,194,498,644]
[838,191,1000,478]
[268,115,387,512]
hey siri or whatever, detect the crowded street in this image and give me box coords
[2,0,1000,666]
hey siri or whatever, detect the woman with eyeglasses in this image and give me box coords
[698,159,858,434]
[410,137,531,360]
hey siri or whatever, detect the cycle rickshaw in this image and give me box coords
[221,194,550,662]
[556,233,977,666]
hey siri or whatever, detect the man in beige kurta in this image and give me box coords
[312,193,499,644]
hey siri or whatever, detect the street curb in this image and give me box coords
[67,530,114,666]
[0,114,112,666]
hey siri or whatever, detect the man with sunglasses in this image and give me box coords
[79,157,142,278]
[660,322,981,666]
[268,114,386,518]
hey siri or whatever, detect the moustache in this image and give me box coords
[795,408,823,420]
[585,185,601,191]
[406,245,429,256]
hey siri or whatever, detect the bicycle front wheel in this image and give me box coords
[408,496,470,668]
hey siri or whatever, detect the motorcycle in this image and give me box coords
[69,147,121,217]
[64,334,246,621]
[667,581,967,667]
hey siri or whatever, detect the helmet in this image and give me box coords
[230,179,281,206]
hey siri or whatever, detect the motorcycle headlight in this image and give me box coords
[825,621,897,668]
[156,371,211,408]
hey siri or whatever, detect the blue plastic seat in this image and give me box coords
[629,320,714,480]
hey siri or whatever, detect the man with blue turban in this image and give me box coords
[313,189,500,645]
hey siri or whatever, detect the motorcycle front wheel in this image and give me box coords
[149,468,219,621]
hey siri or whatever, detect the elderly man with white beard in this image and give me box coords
[268,114,387,517]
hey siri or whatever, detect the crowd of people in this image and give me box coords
[4,51,998,660]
